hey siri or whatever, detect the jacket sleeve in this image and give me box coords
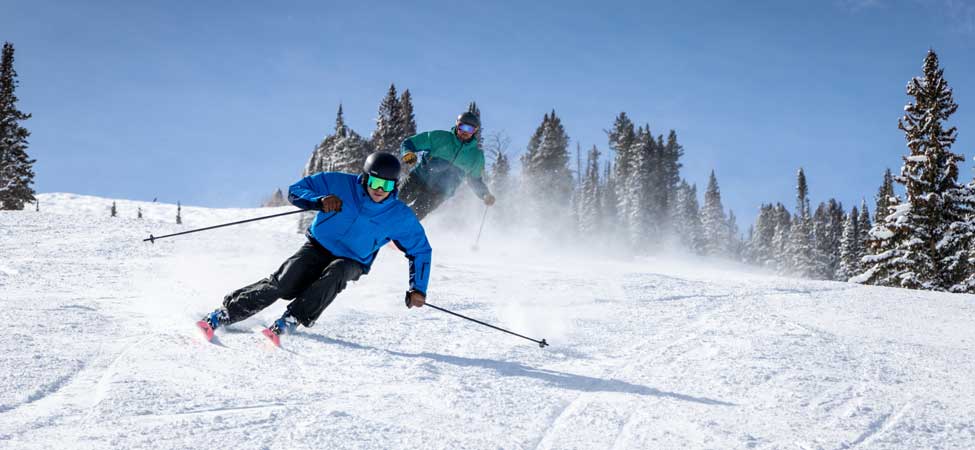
[391,210,433,294]
[466,151,491,199]
[467,176,491,199]
[288,172,332,210]
[400,131,432,154]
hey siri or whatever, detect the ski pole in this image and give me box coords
[424,301,549,348]
[143,209,307,243]
[471,206,489,251]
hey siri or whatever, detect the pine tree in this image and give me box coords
[608,112,637,234]
[857,199,872,253]
[578,145,602,236]
[371,84,401,153]
[771,203,793,271]
[662,130,684,230]
[749,204,777,267]
[624,126,655,247]
[571,142,583,228]
[838,206,860,281]
[674,181,704,254]
[262,188,287,207]
[521,110,572,231]
[701,171,728,256]
[399,89,417,138]
[874,168,895,224]
[859,50,973,291]
[305,104,371,176]
[0,42,35,210]
[487,149,511,223]
[813,199,845,279]
[727,210,743,261]
[789,169,819,278]
[176,201,182,225]
[490,151,510,199]
[601,161,619,237]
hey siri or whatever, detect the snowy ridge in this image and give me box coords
[1,193,974,449]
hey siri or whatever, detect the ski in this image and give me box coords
[195,319,216,342]
[261,327,282,347]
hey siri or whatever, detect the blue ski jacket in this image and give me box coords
[288,172,432,294]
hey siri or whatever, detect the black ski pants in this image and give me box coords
[397,176,448,221]
[222,238,364,327]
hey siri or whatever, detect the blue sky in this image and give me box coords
[3,0,974,224]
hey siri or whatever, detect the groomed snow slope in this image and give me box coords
[1,193,974,449]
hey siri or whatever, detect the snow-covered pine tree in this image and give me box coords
[624,126,655,248]
[662,130,684,233]
[262,188,287,207]
[490,150,510,200]
[306,105,371,175]
[857,199,872,253]
[813,199,844,279]
[857,195,906,286]
[859,50,972,291]
[0,42,35,210]
[956,177,975,292]
[874,168,895,224]
[572,142,583,229]
[788,168,818,278]
[488,149,510,223]
[727,210,743,261]
[744,224,756,263]
[601,161,619,237]
[838,205,860,281]
[771,203,792,271]
[700,171,728,256]
[674,181,705,254]
[520,110,572,232]
[398,89,417,139]
[371,84,401,153]
[749,204,776,267]
[647,132,668,238]
[578,145,602,236]
[608,112,636,235]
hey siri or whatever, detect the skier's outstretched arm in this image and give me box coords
[289,172,338,211]
[467,176,492,200]
[391,216,432,298]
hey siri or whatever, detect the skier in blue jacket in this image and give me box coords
[197,152,432,345]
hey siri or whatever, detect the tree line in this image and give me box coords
[746,50,974,293]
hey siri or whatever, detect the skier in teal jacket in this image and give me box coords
[197,153,431,345]
[398,112,496,220]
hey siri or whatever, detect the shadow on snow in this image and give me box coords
[298,333,737,407]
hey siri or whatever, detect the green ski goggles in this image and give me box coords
[367,175,396,192]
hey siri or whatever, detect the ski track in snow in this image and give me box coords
[2,193,975,449]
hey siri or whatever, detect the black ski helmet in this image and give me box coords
[457,111,480,128]
[363,152,401,181]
